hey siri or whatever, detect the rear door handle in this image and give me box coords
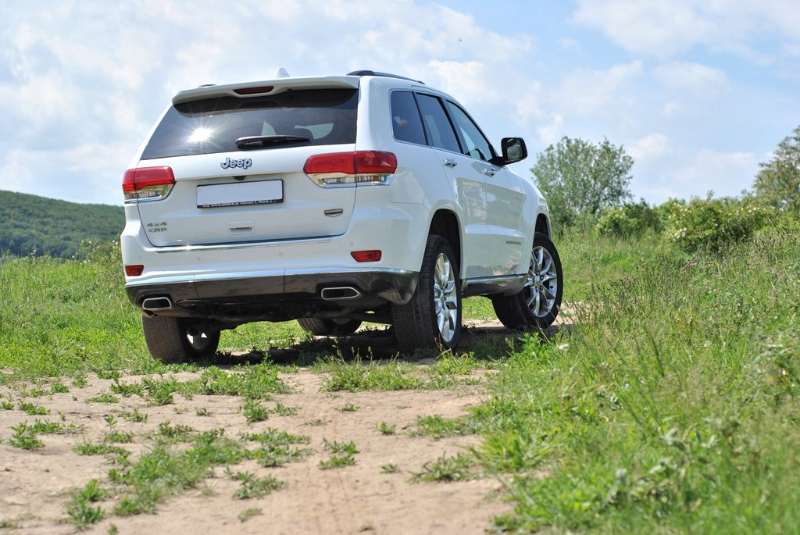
[443,158,457,168]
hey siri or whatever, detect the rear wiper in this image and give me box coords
[235,135,310,149]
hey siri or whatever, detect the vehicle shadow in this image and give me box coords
[205,319,575,368]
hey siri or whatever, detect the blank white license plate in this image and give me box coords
[197,180,283,208]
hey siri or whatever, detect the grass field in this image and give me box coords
[1,228,798,532]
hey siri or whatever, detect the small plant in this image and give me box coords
[376,422,396,435]
[110,377,144,397]
[51,382,70,394]
[409,414,476,439]
[338,402,361,412]
[410,453,479,483]
[319,439,358,470]
[0,400,13,410]
[72,373,88,388]
[232,472,286,499]
[272,402,298,416]
[74,442,127,456]
[305,418,327,427]
[66,479,106,529]
[120,409,148,423]
[87,393,120,404]
[155,421,195,442]
[18,401,49,415]
[241,398,269,423]
[196,407,212,417]
[105,431,134,444]
[381,463,399,474]
[10,421,44,450]
[238,507,263,522]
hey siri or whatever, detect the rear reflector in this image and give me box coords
[351,250,382,262]
[123,167,175,202]
[304,151,397,187]
[125,265,145,276]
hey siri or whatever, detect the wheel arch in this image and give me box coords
[535,213,551,238]
[429,209,462,274]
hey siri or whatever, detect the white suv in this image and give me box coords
[121,70,562,362]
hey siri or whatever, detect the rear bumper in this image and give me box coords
[125,267,418,316]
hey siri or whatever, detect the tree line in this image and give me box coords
[0,190,124,259]
[531,125,800,250]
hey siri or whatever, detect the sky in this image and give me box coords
[1,0,799,207]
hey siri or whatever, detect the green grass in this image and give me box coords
[3,226,800,532]
[469,230,800,533]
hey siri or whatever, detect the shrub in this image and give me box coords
[596,200,663,238]
[667,194,775,253]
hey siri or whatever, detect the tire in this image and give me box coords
[141,315,220,363]
[392,234,462,352]
[492,232,562,329]
[296,317,362,336]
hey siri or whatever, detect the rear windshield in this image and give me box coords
[141,88,358,160]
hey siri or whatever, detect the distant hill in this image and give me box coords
[0,190,125,259]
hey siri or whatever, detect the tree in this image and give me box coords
[530,136,634,228]
[753,125,800,212]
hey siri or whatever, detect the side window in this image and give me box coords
[390,91,427,145]
[415,94,461,153]
[445,102,494,162]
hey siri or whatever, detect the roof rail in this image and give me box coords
[347,70,425,84]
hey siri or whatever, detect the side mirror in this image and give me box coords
[501,138,528,164]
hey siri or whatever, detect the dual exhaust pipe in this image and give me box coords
[141,286,361,313]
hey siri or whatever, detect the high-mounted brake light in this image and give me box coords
[234,86,274,95]
[304,151,397,187]
[123,167,175,203]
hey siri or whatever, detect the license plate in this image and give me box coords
[197,180,283,208]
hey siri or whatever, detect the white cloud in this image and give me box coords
[0,0,536,205]
[628,133,672,161]
[572,0,800,62]
[634,148,758,203]
[652,62,729,97]
[550,61,643,116]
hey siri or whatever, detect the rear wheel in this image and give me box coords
[392,234,461,352]
[296,317,362,336]
[492,232,562,329]
[141,316,220,363]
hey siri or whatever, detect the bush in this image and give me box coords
[667,195,776,253]
[596,200,663,238]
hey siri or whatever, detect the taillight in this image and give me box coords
[123,167,175,202]
[304,151,397,187]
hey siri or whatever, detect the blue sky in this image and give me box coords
[1,0,798,206]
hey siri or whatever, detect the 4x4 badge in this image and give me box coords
[220,157,252,170]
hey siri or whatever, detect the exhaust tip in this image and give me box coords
[320,287,361,300]
[141,296,174,311]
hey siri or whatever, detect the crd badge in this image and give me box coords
[220,157,252,170]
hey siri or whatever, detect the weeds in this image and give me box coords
[232,471,286,499]
[376,422,396,435]
[319,438,358,470]
[9,421,43,450]
[410,453,480,483]
[66,479,106,529]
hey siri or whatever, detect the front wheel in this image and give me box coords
[392,234,462,352]
[492,232,562,329]
[141,316,220,363]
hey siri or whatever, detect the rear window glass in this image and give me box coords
[141,88,358,160]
